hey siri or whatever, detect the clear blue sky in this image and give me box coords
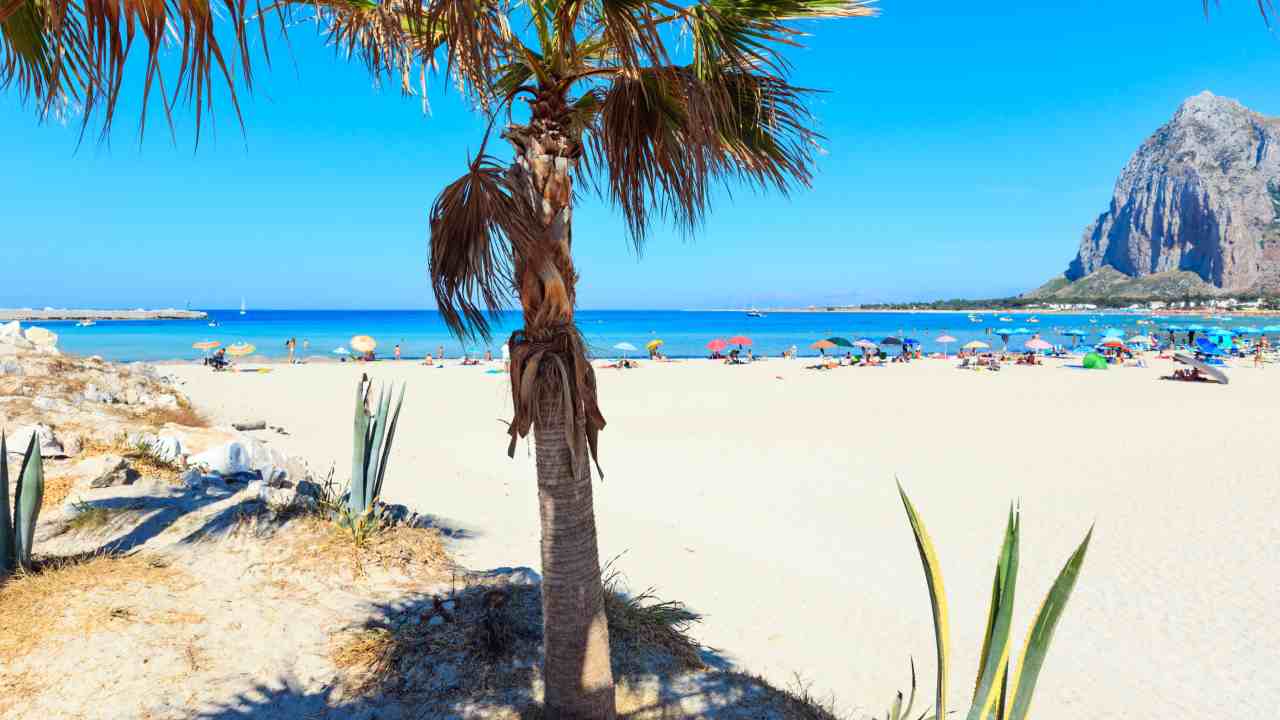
[2,1,1278,310]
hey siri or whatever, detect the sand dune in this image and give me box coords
[169,355,1280,719]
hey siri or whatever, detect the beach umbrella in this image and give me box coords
[333,346,351,356]
[25,326,57,347]
[1102,327,1124,338]
[1163,324,1185,332]
[1234,326,1261,335]
[1127,335,1153,345]
[903,338,921,346]
[1061,329,1087,347]
[727,335,753,347]
[1012,327,1032,335]
[192,340,220,351]
[350,335,377,354]
[1184,323,1207,331]
[707,338,728,353]
[810,339,836,356]
[1174,353,1229,384]
[935,334,957,354]
[826,336,855,348]
[962,340,989,350]
[1024,338,1052,351]
[227,342,256,357]
[613,342,638,358]
[880,336,903,345]
[645,339,664,352]
[854,339,879,351]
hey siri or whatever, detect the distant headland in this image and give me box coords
[0,308,207,321]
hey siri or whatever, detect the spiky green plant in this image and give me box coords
[346,374,405,525]
[1,432,46,577]
[897,482,1092,720]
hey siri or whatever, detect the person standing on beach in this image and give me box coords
[286,337,296,364]
[395,344,402,361]
[437,344,445,360]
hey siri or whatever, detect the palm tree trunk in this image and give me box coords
[505,105,617,719]
[532,380,615,719]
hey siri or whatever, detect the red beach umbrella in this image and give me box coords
[707,339,728,352]
[728,335,753,346]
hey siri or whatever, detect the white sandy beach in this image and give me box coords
[169,355,1280,719]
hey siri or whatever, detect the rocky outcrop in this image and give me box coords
[1066,91,1280,293]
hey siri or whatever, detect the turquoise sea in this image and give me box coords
[33,309,1238,362]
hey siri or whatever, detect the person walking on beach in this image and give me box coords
[286,337,296,364]
[437,344,445,360]
[395,344,402,361]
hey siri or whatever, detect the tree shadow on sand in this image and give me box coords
[192,579,842,720]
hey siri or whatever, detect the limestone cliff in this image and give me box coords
[1065,91,1280,294]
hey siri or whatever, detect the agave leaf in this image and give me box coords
[14,435,42,570]
[372,383,405,502]
[901,656,918,720]
[1006,526,1093,720]
[349,376,371,516]
[0,433,12,575]
[967,506,1020,720]
[898,482,949,720]
[364,385,392,503]
[888,690,902,720]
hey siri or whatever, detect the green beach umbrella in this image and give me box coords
[826,336,855,348]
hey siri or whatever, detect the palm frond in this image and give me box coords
[590,65,818,248]
[428,153,540,339]
[1203,0,1274,25]
[0,0,271,141]
[686,0,876,79]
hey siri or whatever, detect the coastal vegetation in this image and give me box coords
[0,434,45,576]
[898,486,1092,720]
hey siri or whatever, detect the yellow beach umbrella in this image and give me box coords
[226,342,256,357]
[350,335,377,354]
[645,339,664,351]
[25,326,58,347]
[962,340,990,350]
[192,340,220,351]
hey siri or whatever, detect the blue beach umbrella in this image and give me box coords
[1102,327,1125,338]
[1234,326,1261,335]
[1184,323,1208,332]
[1196,337,1225,355]
[1163,324,1186,332]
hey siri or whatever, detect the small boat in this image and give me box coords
[240,298,247,316]
[208,320,220,328]
[746,307,765,318]
[998,316,1013,323]
[1028,317,1039,323]
[968,315,982,323]
[75,319,96,327]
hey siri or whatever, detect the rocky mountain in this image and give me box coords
[1040,91,1280,299]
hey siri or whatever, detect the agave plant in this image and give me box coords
[346,374,405,525]
[1,432,46,577]
[897,483,1092,720]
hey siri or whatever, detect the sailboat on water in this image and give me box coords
[240,298,247,316]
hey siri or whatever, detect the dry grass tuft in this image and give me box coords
[0,552,186,664]
[331,627,399,695]
[602,564,706,674]
[80,433,183,482]
[132,398,209,429]
[39,469,78,513]
[290,516,452,579]
[66,500,116,531]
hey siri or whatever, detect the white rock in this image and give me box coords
[32,395,75,413]
[82,384,118,404]
[5,423,68,458]
[0,321,20,339]
[189,441,254,476]
[180,467,204,489]
[0,359,21,375]
[0,344,15,358]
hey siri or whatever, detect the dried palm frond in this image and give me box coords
[428,153,539,340]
